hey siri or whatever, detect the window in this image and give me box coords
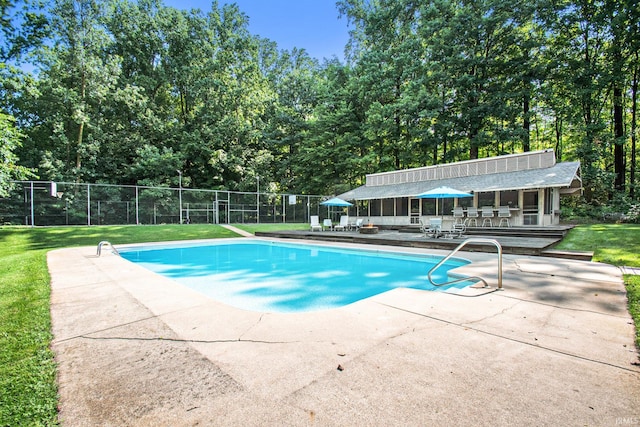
[544,189,552,214]
[523,191,538,209]
[477,191,495,208]
[523,191,539,225]
[382,198,395,216]
[442,198,454,216]
[410,199,420,215]
[370,199,381,216]
[499,190,518,207]
[457,196,474,208]
[422,199,436,215]
[396,198,408,216]
[356,200,369,217]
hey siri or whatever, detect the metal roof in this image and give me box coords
[337,161,582,201]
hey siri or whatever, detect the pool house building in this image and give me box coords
[337,150,582,227]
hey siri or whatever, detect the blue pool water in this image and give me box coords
[119,241,473,313]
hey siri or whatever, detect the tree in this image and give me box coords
[1,0,44,193]
[102,0,174,185]
[4,0,640,207]
[26,0,122,182]
[262,47,320,192]
[0,113,33,195]
[0,0,48,62]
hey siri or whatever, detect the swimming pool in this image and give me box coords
[119,240,474,313]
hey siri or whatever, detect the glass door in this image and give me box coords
[522,191,539,225]
[410,198,421,224]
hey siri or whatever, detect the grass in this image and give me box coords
[0,222,638,425]
[0,223,255,426]
[232,223,309,233]
[554,223,640,267]
[555,223,640,349]
[0,241,57,425]
[627,275,640,350]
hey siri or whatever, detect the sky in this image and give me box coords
[163,0,351,62]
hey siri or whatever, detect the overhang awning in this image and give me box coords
[338,161,581,201]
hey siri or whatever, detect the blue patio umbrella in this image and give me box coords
[415,186,472,217]
[320,197,353,207]
[320,197,353,220]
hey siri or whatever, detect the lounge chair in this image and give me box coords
[322,218,333,231]
[310,215,322,232]
[334,215,349,231]
[351,218,364,230]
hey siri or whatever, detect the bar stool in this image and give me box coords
[498,206,512,227]
[466,207,479,227]
[453,206,465,225]
[481,206,494,227]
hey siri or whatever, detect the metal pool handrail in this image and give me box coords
[97,241,120,257]
[428,238,503,289]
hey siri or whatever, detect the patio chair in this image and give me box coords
[498,206,512,227]
[322,218,333,231]
[422,217,442,238]
[352,218,364,230]
[453,206,465,225]
[334,215,349,231]
[442,222,466,239]
[310,215,322,232]
[466,207,479,227]
[481,206,494,227]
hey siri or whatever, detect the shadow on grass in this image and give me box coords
[0,224,240,253]
[555,224,640,266]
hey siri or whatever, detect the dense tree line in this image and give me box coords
[1,0,639,210]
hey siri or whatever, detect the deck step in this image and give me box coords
[400,226,570,239]
[539,249,593,262]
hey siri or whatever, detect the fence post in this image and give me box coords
[135,186,139,225]
[30,181,35,227]
[214,192,218,224]
[87,184,91,226]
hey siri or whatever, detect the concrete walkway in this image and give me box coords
[621,265,640,276]
[219,224,254,237]
[48,238,640,426]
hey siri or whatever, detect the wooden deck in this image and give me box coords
[255,224,592,260]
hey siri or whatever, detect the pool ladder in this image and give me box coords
[97,241,120,257]
[428,238,502,290]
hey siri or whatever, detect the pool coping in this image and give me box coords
[48,236,640,426]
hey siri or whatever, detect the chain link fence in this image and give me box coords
[0,181,328,226]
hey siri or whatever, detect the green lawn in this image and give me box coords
[554,223,640,267]
[232,223,309,234]
[0,222,638,425]
[627,275,640,350]
[0,224,244,426]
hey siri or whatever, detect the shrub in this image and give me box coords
[625,205,640,224]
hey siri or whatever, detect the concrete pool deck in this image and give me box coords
[48,238,639,426]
